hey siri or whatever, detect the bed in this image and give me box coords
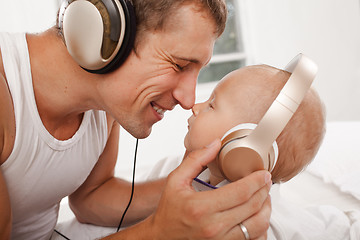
[52,121,360,239]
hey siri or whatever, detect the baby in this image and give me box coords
[184,63,326,185]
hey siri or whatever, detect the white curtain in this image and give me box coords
[0,0,62,33]
[242,0,360,121]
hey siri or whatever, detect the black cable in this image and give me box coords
[54,138,139,239]
[117,138,139,232]
[54,229,71,240]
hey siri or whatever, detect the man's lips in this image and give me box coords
[150,102,174,118]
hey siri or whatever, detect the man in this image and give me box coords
[0,0,271,239]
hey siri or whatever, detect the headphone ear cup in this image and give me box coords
[217,128,265,182]
[95,0,136,73]
[216,123,278,182]
[62,0,105,70]
[59,0,136,73]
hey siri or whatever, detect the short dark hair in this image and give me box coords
[131,0,227,36]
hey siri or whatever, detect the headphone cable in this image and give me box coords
[117,138,139,232]
[54,138,139,239]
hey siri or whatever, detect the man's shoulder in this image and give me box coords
[0,70,15,164]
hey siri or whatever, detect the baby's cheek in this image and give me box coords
[184,131,209,152]
[183,133,191,151]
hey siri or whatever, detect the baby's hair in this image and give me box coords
[272,86,326,183]
[229,65,326,183]
[263,66,326,183]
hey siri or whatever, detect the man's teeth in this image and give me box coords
[152,105,166,115]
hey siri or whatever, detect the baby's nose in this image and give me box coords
[192,103,200,116]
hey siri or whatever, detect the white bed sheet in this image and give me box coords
[53,121,360,239]
[307,121,360,201]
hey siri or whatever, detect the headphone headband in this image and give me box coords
[245,54,317,153]
[216,53,318,182]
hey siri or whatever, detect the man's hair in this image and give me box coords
[56,0,227,51]
[131,0,227,46]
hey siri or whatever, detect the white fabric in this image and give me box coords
[0,32,108,240]
[55,154,359,240]
[269,185,352,240]
[53,121,360,239]
[307,122,360,201]
[192,168,353,240]
[53,219,116,240]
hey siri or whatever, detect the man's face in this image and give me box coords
[105,4,217,138]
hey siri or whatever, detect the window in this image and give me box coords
[198,0,246,84]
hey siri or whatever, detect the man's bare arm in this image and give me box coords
[69,117,271,239]
[0,71,15,239]
[101,140,271,240]
[69,119,166,227]
[0,171,11,239]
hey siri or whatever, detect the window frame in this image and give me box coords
[196,0,250,101]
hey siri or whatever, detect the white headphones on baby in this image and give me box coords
[216,53,318,182]
[58,0,136,74]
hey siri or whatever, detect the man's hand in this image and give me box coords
[149,139,272,240]
[102,139,271,240]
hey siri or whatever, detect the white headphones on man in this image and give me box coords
[58,0,136,73]
[216,54,318,182]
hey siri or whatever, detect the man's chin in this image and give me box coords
[133,129,152,139]
[124,125,153,139]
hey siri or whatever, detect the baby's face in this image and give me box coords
[184,69,251,179]
[184,65,281,152]
[184,66,266,152]
[184,78,241,153]
[184,65,282,179]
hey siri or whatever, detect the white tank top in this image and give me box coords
[0,32,108,240]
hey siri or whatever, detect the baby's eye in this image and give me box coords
[208,98,215,109]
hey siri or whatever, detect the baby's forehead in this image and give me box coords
[231,65,280,80]
[215,66,269,91]
[218,65,286,89]
[212,65,287,107]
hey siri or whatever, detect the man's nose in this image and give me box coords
[172,74,197,110]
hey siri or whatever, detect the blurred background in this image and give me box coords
[1,0,359,179]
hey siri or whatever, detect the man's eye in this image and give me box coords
[175,64,184,71]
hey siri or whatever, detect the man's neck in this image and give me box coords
[26,28,100,140]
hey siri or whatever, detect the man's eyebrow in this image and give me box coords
[173,56,200,64]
